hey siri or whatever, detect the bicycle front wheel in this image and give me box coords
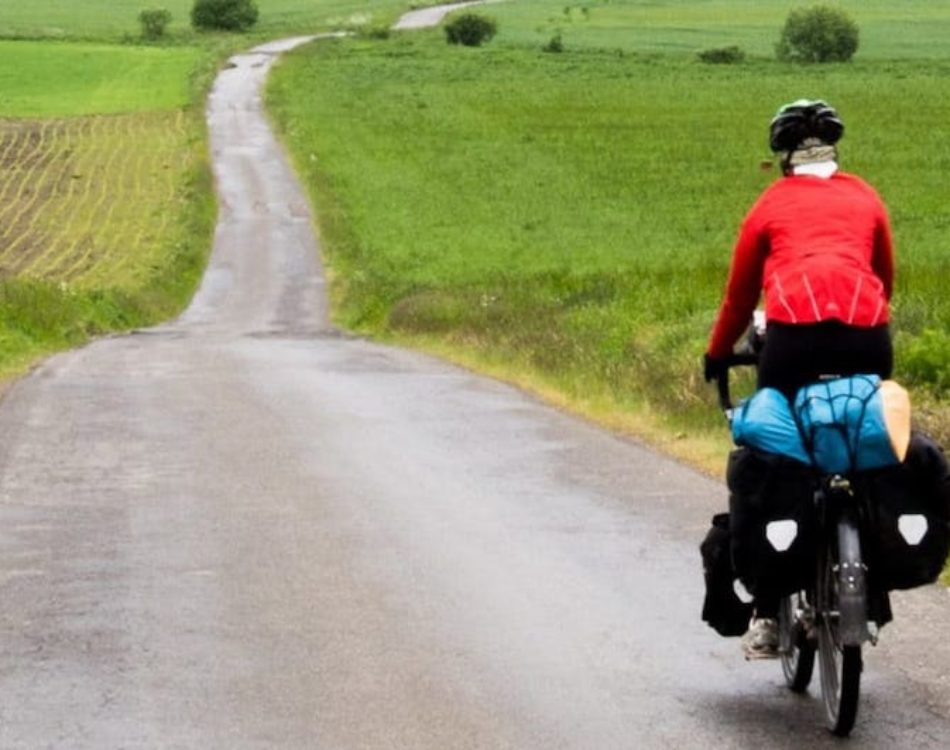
[818,635,862,736]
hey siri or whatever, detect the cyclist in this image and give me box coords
[703,100,896,658]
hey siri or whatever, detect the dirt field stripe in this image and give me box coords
[76,111,190,287]
[59,114,140,281]
[71,114,152,284]
[53,117,130,279]
[87,114,161,285]
[0,120,56,225]
[0,121,22,168]
[23,116,111,278]
[0,121,51,230]
[0,120,59,264]
[13,118,90,274]
[0,122,78,268]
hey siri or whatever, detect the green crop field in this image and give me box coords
[266,1,950,461]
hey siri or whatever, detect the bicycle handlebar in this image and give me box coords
[711,313,765,414]
[716,351,758,413]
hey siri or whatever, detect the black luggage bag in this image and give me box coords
[727,446,818,600]
[858,431,950,591]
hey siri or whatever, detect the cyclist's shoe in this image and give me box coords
[741,618,779,660]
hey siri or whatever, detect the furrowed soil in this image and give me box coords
[0,113,192,287]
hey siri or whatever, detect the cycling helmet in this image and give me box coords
[769,99,844,153]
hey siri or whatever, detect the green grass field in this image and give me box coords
[491,0,950,59]
[0,41,202,116]
[266,1,950,457]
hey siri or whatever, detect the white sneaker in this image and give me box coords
[741,618,779,660]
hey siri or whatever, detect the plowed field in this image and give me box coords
[0,111,193,289]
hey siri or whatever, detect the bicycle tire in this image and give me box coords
[779,594,815,693]
[817,519,865,736]
[818,638,862,736]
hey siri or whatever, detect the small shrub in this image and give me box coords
[388,291,468,334]
[776,5,859,63]
[697,45,745,64]
[542,33,564,54]
[445,13,497,47]
[362,25,390,40]
[191,0,259,32]
[139,8,172,40]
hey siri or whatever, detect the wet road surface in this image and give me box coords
[2,7,950,748]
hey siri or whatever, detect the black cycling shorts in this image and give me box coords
[757,320,893,400]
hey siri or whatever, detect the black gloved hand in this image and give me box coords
[703,353,727,383]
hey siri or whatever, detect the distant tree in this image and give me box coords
[776,5,859,63]
[445,14,497,47]
[139,8,172,40]
[191,0,259,32]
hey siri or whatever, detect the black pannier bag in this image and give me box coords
[727,446,819,599]
[857,431,950,591]
[700,513,754,637]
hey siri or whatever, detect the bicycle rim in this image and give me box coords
[818,633,862,736]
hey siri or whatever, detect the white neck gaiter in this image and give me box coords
[793,160,839,178]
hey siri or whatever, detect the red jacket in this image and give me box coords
[707,172,894,359]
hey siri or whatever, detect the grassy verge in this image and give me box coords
[265,12,950,476]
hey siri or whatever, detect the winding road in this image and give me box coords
[2,6,950,747]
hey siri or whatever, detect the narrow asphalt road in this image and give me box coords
[2,7,950,748]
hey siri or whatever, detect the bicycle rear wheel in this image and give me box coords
[817,519,865,736]
[779,594,815,693]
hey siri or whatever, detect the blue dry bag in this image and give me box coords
[792,375,899,474]
[731,387,810,465]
